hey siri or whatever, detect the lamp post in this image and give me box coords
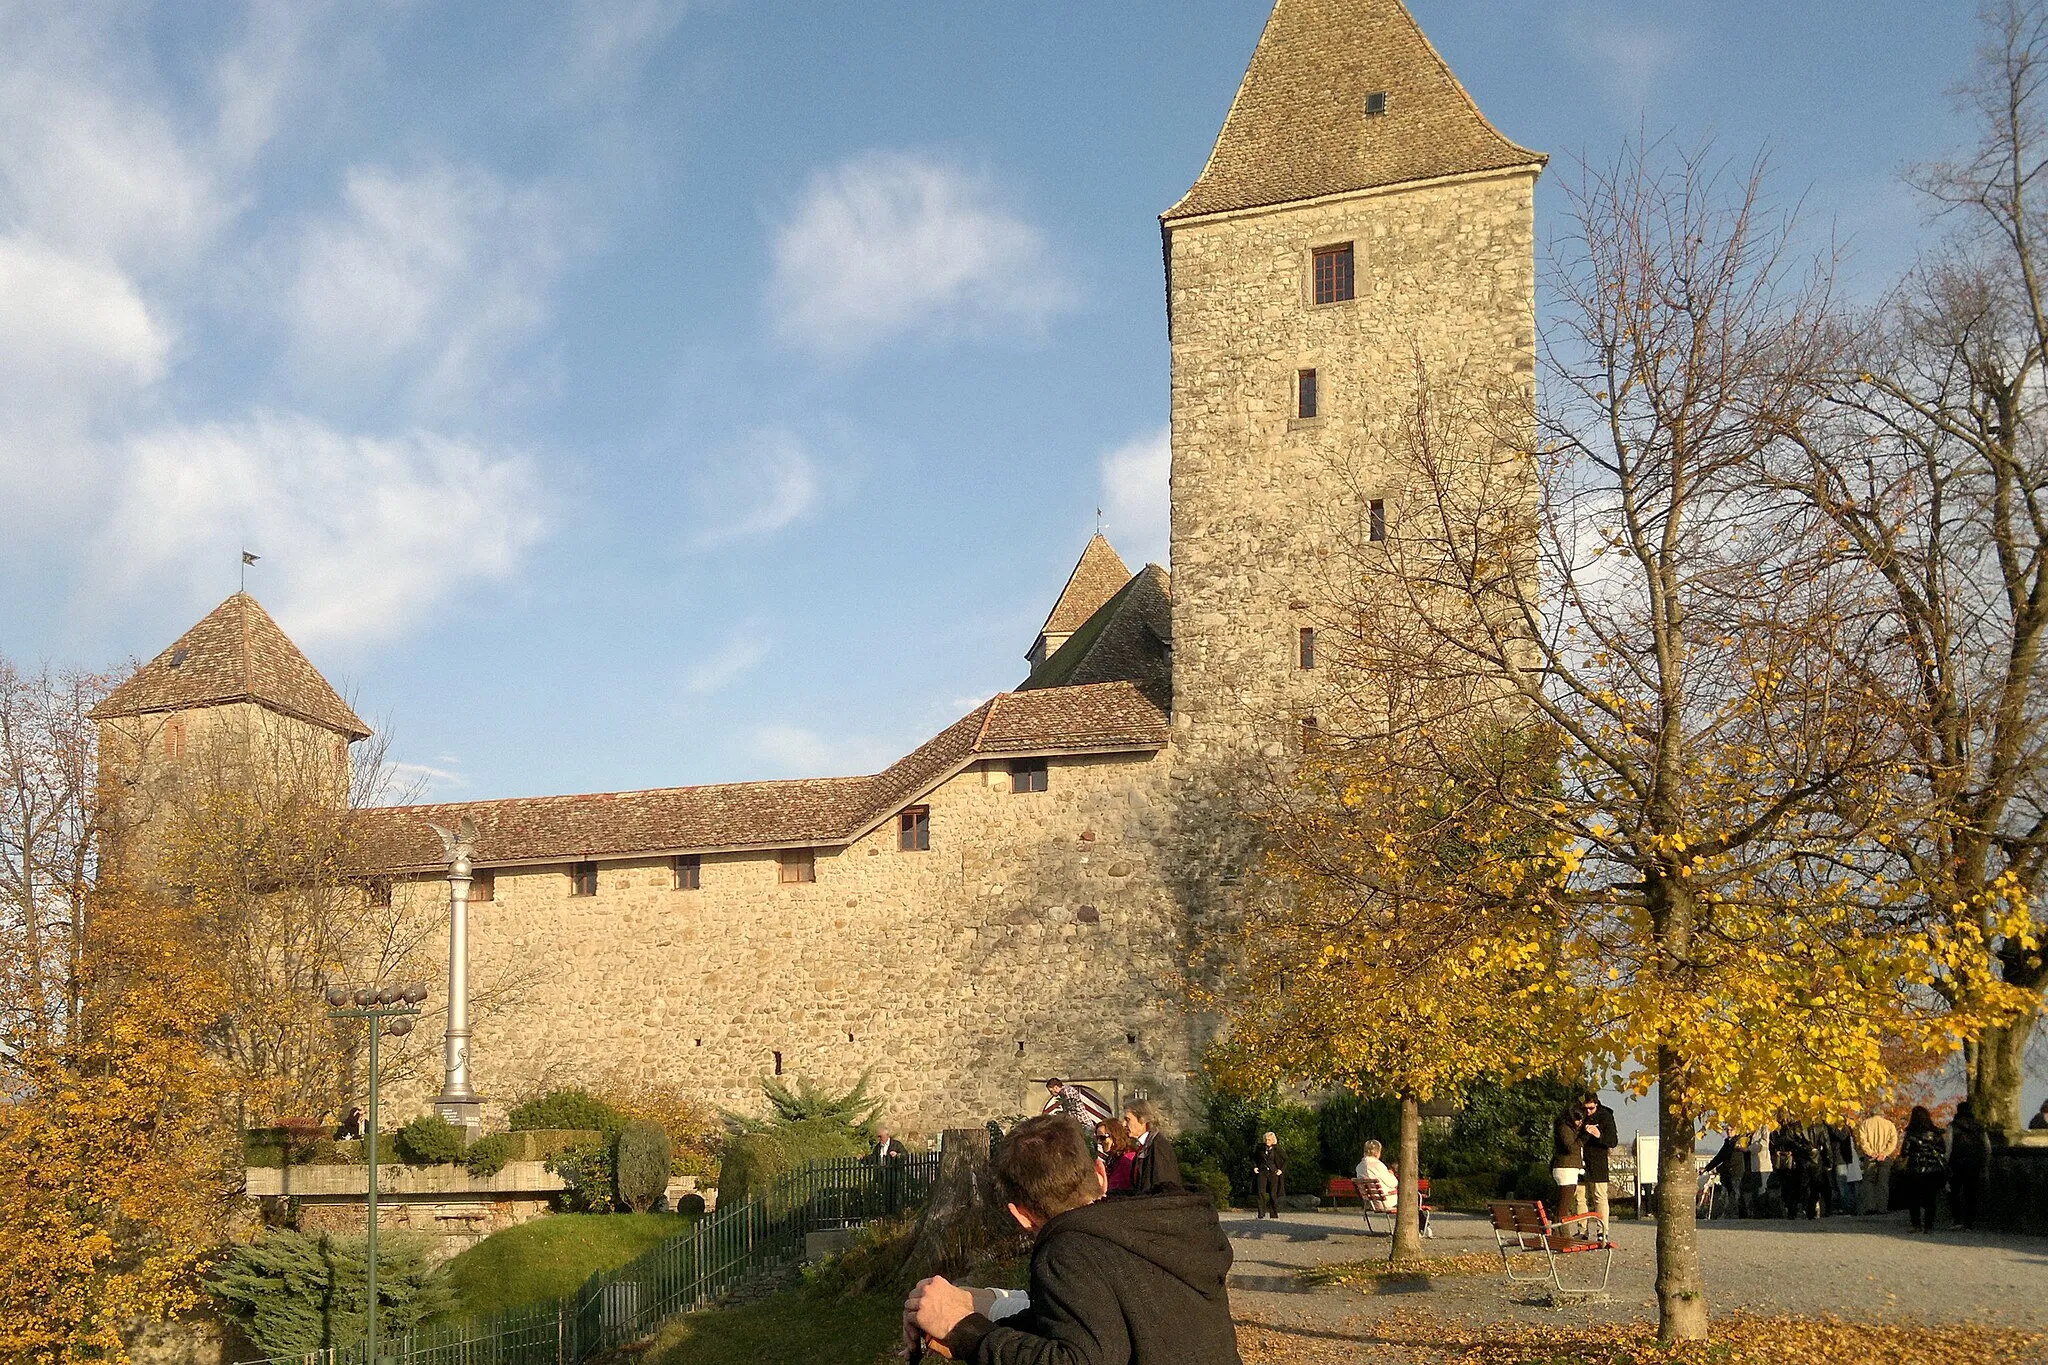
[427,816,483,1132]
[326,981,427,1365]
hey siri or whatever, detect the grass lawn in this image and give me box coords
[441,1213,693,1317]
[643,1289,903,1365]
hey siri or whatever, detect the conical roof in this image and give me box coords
[1164,0,1543,223]
[1040,534,1134,639]
[91,593,370,739]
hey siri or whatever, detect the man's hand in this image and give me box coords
[905,1276,975,1356]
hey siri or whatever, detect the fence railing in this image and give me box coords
[238,1152,940,1365]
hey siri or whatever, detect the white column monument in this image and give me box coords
[427,815,484,1132]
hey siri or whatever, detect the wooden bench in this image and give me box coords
[1486,1199,1614,1298]
[1326,1175,1432,1237]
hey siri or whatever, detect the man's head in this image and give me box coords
[876,1127,891,1144]
[995,1114,1101,1231]
[1123,1097,1160,1138]
[1045,1078,1065,1094]
[1581,1093,1600,1116]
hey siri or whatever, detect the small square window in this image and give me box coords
[368,877,392,908]
[1297,368,1318,419]
[1313,244,1355,304]
[1009,758,1049,793]
[569,861,598,897]
[1369,499,1387,542]
[470,869,494,903]
[1364,90,1388,116]
[675,854,701,890]
[1298,627,1316,669]
[779,848,815,884]
[899,806,930,852]
[1300,716,1322,750]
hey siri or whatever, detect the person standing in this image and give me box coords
[1947,1100,1990,1231]
[2030,1097,2048,1130]
[1100,1121,1139,1194]
[1550,1100,1587,1218]
[1576,1093,1619,1225]
[1122,1100,1182,1194]
[335,1106,365,1141]
[1742,1126,1774,1218]
[1899,1106,1948,1232]
[1253,1131,1286,1220]
[1856,1112,1899,1216]
[867,1126,909,1215]
[1702,1133,1746,1219]
[1042,1078,1113,1129]
[1827,1123,1863,1215]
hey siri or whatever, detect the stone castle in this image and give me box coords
[92,0,1541,1132]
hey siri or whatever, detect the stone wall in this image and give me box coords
[1165,169,1539,780]
[381,749,1199,1134]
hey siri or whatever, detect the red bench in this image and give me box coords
[1326,1175,1432,1236]
[1486,1199,1614,1298]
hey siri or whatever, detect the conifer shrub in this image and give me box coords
[508,1088,626,1135]
[615,1119,673,1212]
[209,1230,451,1357]
[464,1132,514,1178]
[393,1115,467,1166]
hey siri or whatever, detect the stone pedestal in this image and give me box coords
[434,1096,484,1138]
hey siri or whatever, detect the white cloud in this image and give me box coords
[752,724,896,778]
[96,413,549,648]
[0,234,171,396]
[1098,425,1171,568]
[286,163,572,410]
[560,0,689,101]
[768,150,1076,356]
[1563,8,1682,112]
[683,631,771,695]
[687,426,821,550]
[387,755,471,801]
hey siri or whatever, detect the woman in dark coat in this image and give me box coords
[1253,1130,1287,1219]
[1769,1121,1819,1219]
[1899,1106,1948,1232]
[1947,1101,1990,1230]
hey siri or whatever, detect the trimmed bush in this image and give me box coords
[717,1116,866,1208]
[465,1132,514,1178]
[548,1141,618,1213]
[616,1119,673,1212]
[467,1128,604,1178]
[393,1115,467,1166]
[509,1089,626,1135]
[209,1230,451,1356]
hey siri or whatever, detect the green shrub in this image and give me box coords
[615,1119,672,1212]
[393,1115,467,1166]
[548,1141,618,1213]
[717,1117,866,1207]
[209,1230,451,1356]
[1181,1160,1233,1210]
[749,1073,882,1133]
[465,1132,514,1177]
[509,1088,626,1135]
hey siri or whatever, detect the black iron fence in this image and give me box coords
[237,1152,940,1365]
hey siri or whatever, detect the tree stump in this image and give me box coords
[904,1128,1024,1281]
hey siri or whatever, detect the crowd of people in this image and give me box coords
[1691,1099,2022,1232]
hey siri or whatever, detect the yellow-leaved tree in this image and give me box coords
[0,880,237,1362]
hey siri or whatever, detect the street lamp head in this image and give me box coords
[377,985,401,1005]
[324,985,350,1008]
[403,983,428,1004]
[353,986,378,1007]
[385,1017,415,1037]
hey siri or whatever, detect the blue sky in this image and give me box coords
[1,0,1981,803]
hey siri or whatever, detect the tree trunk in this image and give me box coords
[1389,1093,1425,1261]
[904,1128,1023,1282]
[1969,1011,2038,1135]
[1653,1051,1708,1342]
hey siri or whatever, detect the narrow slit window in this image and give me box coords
[1010,758,1049,793]
[1369,499,1387,542]
[368,877,392,908]
[1313,244,1355,304]
[1300,716,1321,750]
[773,1050,783,1076]
[569,861,598,897]
[779,848,816,884]
[675,854,701,890]
[899,806,930,852]
[470,869,494,903]
[1298,627,1316,670]
[164,718,187,762]
[1297,368,1318,419]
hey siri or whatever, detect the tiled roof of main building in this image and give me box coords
[348,679,1168,873]
[1163,0,1543,223]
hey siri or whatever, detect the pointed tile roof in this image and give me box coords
[91,594,371,739]
[1163,0,1543,223]
[1021,564,1172,705]
[1039,534,1133,641]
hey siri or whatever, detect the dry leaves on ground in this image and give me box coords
[1300,1254,1503,1287]
[1236,1310,2047,1364]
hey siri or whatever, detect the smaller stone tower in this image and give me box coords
[91,593,370,881]
[1026,534,1134,671]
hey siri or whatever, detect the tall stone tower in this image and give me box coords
[1162,0,1542,787]
[91,593,369,880]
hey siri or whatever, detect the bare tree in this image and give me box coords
[1775,0,2048,1132]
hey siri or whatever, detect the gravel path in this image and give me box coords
[1220,1206,2048,1334]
